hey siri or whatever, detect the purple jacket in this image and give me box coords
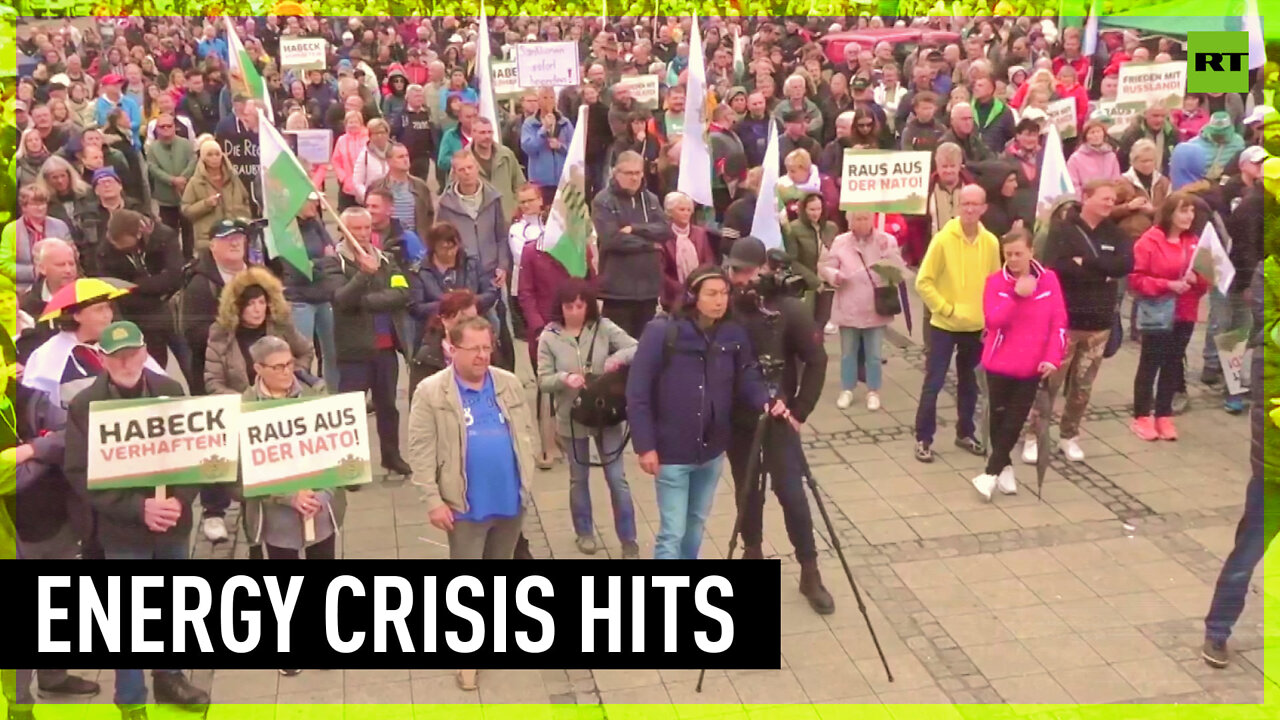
[981,262,1069,380]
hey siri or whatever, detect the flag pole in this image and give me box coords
[315,191,373,263]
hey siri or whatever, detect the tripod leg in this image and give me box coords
[796,440,895,683]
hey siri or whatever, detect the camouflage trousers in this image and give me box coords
[1024,328,1112,440]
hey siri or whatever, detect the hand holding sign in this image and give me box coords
[144,496,182,533]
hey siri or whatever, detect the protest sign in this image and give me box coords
[1117,61,1187,110]
[1046,97,1078,140]
[87,395,241,490]
[284,129,332,165]
[1094,101,1144,139]
[279,37,328,72]
[618,75,661,109]
[491,60,521,98]
[515,41,581,87]
[240,392,372,497]
[1216,332,1253,396]
[839,150,931,214]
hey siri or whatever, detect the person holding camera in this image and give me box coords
[536,279,639,558]
[722,237,833,614]
[626,265,786,560]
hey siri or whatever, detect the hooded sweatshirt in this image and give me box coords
[981,261,1068,380]
[1169,124,1246,189]
[915,217,1001,333]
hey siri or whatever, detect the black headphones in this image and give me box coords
[684,266,730,306]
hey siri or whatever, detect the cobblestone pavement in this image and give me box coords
[46,293,1277,716]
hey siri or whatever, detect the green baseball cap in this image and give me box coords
[99,321,146,355]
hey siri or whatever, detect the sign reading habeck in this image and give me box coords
[87,395,242,490]
[279,37,328,72]
[515,41,580,87]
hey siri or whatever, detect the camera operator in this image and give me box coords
[724,237,834,615]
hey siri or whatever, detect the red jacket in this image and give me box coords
[1128,227,1209,323]
[1055,81,1090,135]
[1052,55,1092,84]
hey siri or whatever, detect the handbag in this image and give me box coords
[857,248,902,317]
[1135,295,1176,333]
[568,323,628,429]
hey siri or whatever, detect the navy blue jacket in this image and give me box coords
[626,316,771,466]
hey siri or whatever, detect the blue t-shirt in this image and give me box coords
[456,373,521,522]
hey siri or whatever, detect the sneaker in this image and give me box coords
[1201,368,1224,386]
[996,465,1018,495]
[152,671,210,708]
[954,436,985,456]
[1171,391,1189,416]
[971,472,997,501]
[914,441,934,463]
[1058,437,1085,462]
[621,541,640,559]
[280,669,302,677]
[1155,416,1179,441]
[201,517,228,543]
[536,452,554,470]
[835,390,855,410]
[1021,437,1038,464]
[1224,397,1246,415]
[37,674,100,698]
[824,322,837,335]
[1131,416,1160,441]
[866,391,881,411]
[575,535,599,555]
[1202,638,1230,668]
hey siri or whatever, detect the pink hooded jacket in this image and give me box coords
[1066,142,1121,199]
[981,261,1069,380]
[331,129,369,196]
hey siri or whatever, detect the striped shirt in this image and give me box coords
[387,179,416,230]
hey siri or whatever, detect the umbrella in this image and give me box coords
[976,366,991,464]
[1034,378,1058,502]
[38,278,134,322]
[898,282,913,337]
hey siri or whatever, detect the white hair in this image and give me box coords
[33,237,77,265]
[664,191,694,212]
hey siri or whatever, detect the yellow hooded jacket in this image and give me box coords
[915,217,1001,333]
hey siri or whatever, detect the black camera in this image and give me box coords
[750,249,807,299]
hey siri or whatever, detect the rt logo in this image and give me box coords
[1188,32,1251,93]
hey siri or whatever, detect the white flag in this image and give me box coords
[477,3,499,129]
[677,12,714,208]
[1037,123,1075,213]
[1194,221,1236,296]
[1083,0,1101,56]
[752,119,783,250]
[1243,0,1265,70]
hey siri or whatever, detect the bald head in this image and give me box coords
[958,184,987,232]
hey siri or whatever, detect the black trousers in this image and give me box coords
[985,372,1041,476]
[340,349,403,464]
[726,422,818,563]
[158,205,195,261]
[601,298,657,341]
[263,534,337,560]
[1135,321,1195,418]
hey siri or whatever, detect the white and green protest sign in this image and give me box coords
[1117,60,1186,111]
[618,74,661,109]
[87,395,241,490]
[279,37,328,72]
[1216,331,1253,397]
[515,41,581,87]
[839,150,931,215]
[239,392,372,497]
[491,60,522,99]
[1094,100,1144,139]
[1046,97,1078,140]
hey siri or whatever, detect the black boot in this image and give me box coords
[152,672,210,709]
[799,559,835,615]
[741,544,764,559]
[383,455,412,477]
[37,673,100,698]
[513,534,534,560]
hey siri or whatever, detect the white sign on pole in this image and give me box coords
[617,75,661,109]
[491,60,521,99]
[279,37,328,72]
[1046,98,1079,140]
[1116,61,1187,110]
[515,41,581,87]
[839,150,932,214]
[1094,101,1143,139]
[240,392,373,496]
[284,129,333,165]
[87,394,242,490]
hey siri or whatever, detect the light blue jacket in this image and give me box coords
[520,114,573,188]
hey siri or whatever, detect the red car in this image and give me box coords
[821,29,962,65]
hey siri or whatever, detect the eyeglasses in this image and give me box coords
[454,345,493,355]
[259,360,295,373]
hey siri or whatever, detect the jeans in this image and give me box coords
[102,542,187,707]
[1204,473,1280,643]
[915,328,982,445]
[839,326,884,391]
[340,349,403,463]
[291,301,340,389]
[984,373,1041,476]
[1135,321,1195,418]
[654,455,725,560]
[564,425,637,543]
[1202,288,1250,400]
[726,422,818,562]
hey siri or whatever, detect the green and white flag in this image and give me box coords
[1036,123,1075,214]
[225,16,273,119]
[259,110,315,279]
[541,104,592,278]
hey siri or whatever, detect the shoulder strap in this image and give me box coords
[660,318,680,375]
[582,321,602,371]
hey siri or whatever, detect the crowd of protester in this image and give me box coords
[2,10,1278,713]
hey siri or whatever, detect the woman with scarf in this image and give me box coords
[66,83,95,129]
[3,186,70,295]
[181,136,252,253]
[14,129,50,189]
[1067,118,1122,199]
[33,155,94,247]
[352,118,393,205]
[204,267,315,397]
[659,192,715,313]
